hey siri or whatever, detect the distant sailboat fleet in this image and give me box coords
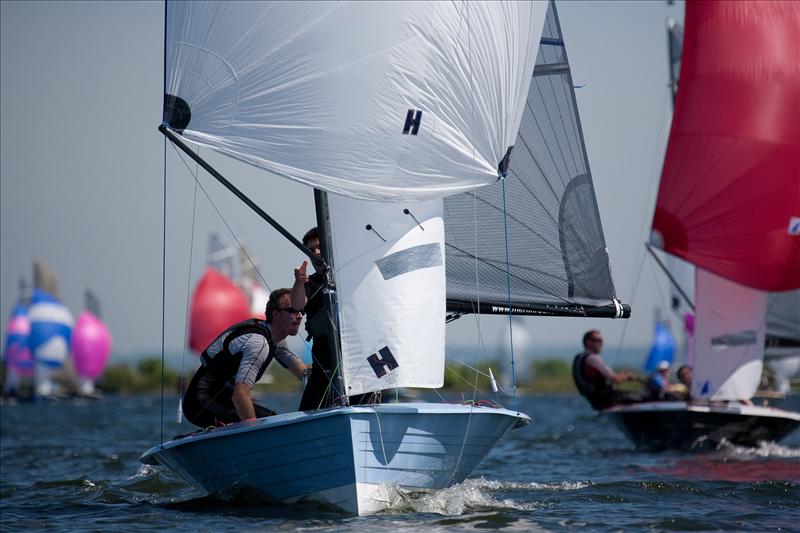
[2,260,112,400]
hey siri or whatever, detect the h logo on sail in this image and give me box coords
[367,346,399,378]
[402,109,422,135]
[789,217,800,236]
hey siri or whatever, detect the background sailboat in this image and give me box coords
[605,0,800,450]
[643,309,675,374]
[2,283,33,399]
[71,290,112,397]
[143,0,628,514]
[187,234,250,354]
[29,260,74,399]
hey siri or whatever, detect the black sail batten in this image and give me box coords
[443,0,630,319]
[159,125,325,271]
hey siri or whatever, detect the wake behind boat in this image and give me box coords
[142,403,529,514]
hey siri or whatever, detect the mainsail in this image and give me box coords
[651,1,800,400]
[444,1,629,319]
[766,291,800,350]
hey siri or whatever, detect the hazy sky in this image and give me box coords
[1,1,685,368]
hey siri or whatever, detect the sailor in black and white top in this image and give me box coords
[182,289,308,428]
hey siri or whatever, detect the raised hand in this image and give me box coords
[294,260,309,284]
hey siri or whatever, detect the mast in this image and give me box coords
[313,189,347,405]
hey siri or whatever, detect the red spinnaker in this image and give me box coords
[652,1,799,291]
[188,267,250,354]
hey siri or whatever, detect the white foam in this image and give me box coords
[130,464,157,479]
[718,439,800,458]
[375,478,588,516]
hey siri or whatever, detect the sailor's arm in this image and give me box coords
[288,358,311,379]
[275,344,311,379]
[292,260,309,310]
[232,333,270,421]
[232,383,256,420]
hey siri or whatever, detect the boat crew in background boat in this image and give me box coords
[182,289,306,428]
[675,365,692,400]
[573,330,642,410]
[646,361,688,401]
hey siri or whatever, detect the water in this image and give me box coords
[2,393,799,531]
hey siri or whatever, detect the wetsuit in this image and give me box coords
[183,318,299,427]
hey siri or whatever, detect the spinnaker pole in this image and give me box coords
[159,124,326,272]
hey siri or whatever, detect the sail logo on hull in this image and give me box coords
[402,109,422,135]
[367,346,399,378]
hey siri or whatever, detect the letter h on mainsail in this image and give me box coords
[402,109,422,135]
[367,346,399,378]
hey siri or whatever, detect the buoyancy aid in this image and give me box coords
[200,318,275,384]
[572,351,612,408]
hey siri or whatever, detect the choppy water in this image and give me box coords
[2,393,799,531]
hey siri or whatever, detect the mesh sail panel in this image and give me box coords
[444,0,625,318]
[766,291,800,346]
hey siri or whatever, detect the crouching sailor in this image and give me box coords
[183,288,308,428]
[572,329,642,410]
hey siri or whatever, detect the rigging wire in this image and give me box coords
[159,0,168,445]
[160,134,167,446]
[502,176,517,409]
[168,141,273,294]
[168,138,322,406]
[176,152,201,425]
[611,93,672,368]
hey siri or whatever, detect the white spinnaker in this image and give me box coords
[328,196,445,396]
[692,268,767,401]
[165,1,547,201]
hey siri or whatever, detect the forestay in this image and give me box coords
[163,1,548,201]
[329,196,445,396]
[444,0,627,318]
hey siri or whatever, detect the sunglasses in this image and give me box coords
[589,337,603,343]
[280,307,305,316]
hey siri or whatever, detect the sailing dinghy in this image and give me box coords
[142,0,629,514]
[605,0,800,450]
